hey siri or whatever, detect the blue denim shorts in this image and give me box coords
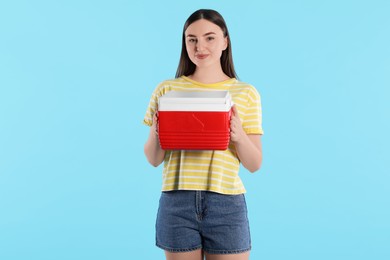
[156,190,251,254]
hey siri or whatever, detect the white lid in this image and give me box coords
[158,91,233,111]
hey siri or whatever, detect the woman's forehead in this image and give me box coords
[185,19,223,36]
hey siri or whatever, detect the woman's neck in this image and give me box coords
[189,67,231,84]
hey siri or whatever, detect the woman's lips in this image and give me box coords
[196,54,209,59]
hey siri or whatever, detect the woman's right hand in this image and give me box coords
[144,111,165,167]
[152,112,159,136]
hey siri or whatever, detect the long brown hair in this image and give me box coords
[175,9,238,79]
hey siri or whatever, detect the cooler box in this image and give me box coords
[158,91,233,150]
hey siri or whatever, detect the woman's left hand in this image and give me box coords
[230,105,246,143]
[229,104,262,172]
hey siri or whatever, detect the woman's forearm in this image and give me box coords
[144,127,165,167]
[234,135,262,173]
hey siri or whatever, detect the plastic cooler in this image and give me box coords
[158,91,233,150]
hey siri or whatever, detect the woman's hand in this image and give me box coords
[229,105,262,172]
[152,112,159,136]
[144,110,165,167]
[230,105,246,143]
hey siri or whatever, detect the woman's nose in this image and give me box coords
[196,39,205,51]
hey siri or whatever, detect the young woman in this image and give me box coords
[144,9,263,260]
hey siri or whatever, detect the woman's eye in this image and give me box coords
[207,37,215,41]
[188,38,197,43]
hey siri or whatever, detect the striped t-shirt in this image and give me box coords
[143,76,263,195]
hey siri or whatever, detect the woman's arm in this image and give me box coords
[230,105,262,173]
[144,113,165,167]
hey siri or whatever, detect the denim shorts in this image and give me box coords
[156,190,251,254]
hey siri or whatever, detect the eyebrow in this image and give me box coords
[186,32,216,37]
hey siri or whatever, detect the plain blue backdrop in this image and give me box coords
[1,0,389,259]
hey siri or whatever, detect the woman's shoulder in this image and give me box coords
[153,77,188,91]
[150,77,179,93]
[230,79,260,92]
[158,77,186,86]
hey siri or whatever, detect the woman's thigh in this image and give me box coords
[205,251,250,260]
[201,192,251,255]
[165,249,204,260]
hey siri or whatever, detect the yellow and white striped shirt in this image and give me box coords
[143,76,263,194]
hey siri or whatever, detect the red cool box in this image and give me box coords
[158,91,233,150]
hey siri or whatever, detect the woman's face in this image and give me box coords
[185,19,228,69]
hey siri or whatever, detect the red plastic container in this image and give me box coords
[158,91,233,150]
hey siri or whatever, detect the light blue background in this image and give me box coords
[1,0,389,259]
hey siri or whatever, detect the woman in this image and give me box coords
[144,9,263,260]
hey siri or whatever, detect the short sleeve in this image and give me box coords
[143,84,162,127]
[242,86,264,135]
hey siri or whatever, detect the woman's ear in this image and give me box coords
[223,36,228,50]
